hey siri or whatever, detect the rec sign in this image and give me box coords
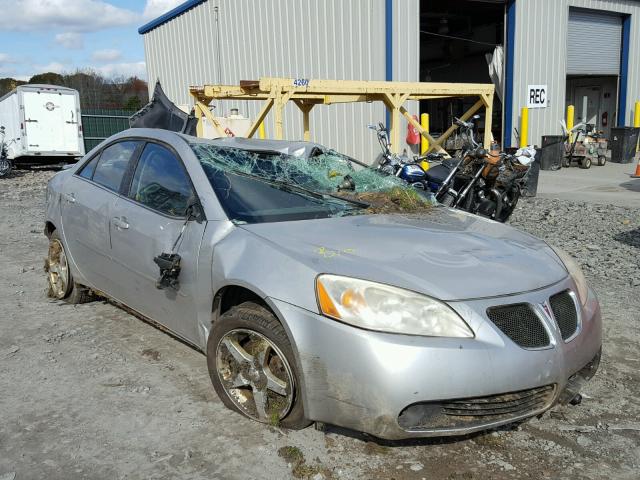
[527,85,548,108]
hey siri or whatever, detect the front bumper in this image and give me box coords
[270,277,602,440]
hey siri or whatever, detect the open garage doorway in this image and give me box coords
[566,77,618,139]
[419,0,505,148]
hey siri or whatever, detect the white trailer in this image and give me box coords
[0,84,85,161]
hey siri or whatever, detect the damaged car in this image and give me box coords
[44,128,602,440]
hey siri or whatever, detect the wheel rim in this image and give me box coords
[47,239,69,299]
[216,328,295,423]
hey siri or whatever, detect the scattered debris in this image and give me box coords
[277,446,331,479]
[141,348,161,361]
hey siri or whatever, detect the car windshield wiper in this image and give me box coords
[229,169,369,210]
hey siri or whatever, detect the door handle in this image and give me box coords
[112,216,129,230]
[63,192,76,203]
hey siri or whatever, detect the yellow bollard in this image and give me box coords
[567,105,575,143]
[634,101,640,153]
[258,121,266,140]
[519,107,529,148]
[420,113,430,155]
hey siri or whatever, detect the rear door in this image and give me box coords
[60,140,142,293]
[23,91,65,153]
[109,142,205,342]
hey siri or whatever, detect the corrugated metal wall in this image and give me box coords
[511,0,640,146]
[143,0,419,162]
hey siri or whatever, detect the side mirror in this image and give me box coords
[473,114,481,120]
[186,199,205,223]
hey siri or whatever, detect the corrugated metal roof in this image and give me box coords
[138,0,207,34]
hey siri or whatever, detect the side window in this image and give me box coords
[92,141,139,192]
[78,154,99,179]
[129,143,194,217]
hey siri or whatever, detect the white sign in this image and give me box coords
[527,85,548,108]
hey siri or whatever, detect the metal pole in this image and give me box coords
[567,105,574,143]
[420,113,429,154]
[519,107,528,147]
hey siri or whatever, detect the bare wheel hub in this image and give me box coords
[216,328,294,423]
[46,239,69,299]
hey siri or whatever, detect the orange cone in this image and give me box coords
[633,156,640,178]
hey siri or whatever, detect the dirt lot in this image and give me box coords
[1,169,639,480]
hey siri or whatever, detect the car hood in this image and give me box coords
[239,208,567,301]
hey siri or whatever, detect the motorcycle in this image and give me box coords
[369,122,443,189]
[0,126,14,178]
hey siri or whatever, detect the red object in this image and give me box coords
[224,127,235,137]
[406,115,420,145]
[602,111,608,127]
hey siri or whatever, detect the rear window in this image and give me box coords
[86,141,139,192]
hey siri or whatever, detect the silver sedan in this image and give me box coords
[44,128,602,440]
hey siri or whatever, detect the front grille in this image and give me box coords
[398,385,556,431]
[550,290,579,341]
[486,303,550,348]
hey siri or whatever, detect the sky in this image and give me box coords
[0,0,185,81]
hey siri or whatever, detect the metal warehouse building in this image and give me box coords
[140,0,640,161]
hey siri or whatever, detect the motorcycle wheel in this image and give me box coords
[495,190,520,223]
[0,158,12,178]
[440,192,456,207]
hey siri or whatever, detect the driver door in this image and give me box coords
[108,141,205,343]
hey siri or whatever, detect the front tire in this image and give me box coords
[0,158,12,178]
[207,302,310,429]
[46,230,93,303]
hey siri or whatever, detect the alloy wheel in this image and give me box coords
[47,239,69,299]
[216,328,295,423]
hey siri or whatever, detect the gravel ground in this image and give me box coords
[1,169,639,480]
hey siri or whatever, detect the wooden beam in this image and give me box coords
[293,100,314,141]
[429,98,485,152]
[196,100,227,137]
[399,106,448,156]
[245,98,274,138]
[482,92,494,148]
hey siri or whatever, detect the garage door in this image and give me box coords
[567,9,622,75]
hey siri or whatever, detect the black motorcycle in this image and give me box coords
[430,117,531,223]
[0,126,13,178]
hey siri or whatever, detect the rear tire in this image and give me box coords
[46,230,94,304]
[207,302,311,430]
[597,155,606,166]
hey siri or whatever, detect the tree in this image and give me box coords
[0,78,27,97]
[28,72,65,86]
[124,95,143,111]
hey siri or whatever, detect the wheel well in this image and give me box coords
[44,221,56,238]
[213,285,269,320]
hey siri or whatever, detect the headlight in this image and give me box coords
[315,274,474,338]
[550,246,589,306]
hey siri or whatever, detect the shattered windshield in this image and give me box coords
[190,143,433,224]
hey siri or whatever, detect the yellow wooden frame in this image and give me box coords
[190,77,495,154]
